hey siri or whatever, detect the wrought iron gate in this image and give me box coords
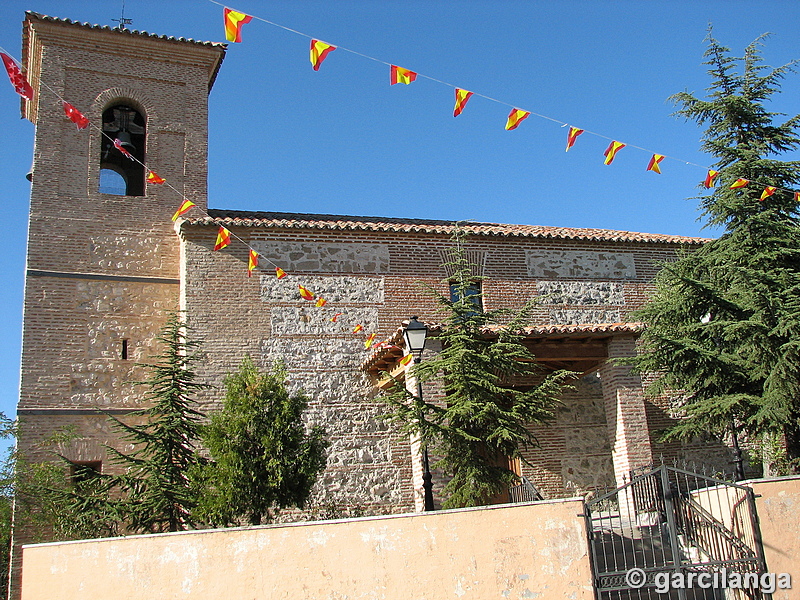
[584,465,768,599]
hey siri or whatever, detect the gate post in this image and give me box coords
[660,466,688,600]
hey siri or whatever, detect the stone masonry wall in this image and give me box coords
[182,224,684,512]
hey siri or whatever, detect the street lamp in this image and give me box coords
[403,316,435,511]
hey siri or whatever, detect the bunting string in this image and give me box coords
[4,3,800,356]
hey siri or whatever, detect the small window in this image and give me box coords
[70,460,102,486]
[121,339,129,360]
[450,281,483,312]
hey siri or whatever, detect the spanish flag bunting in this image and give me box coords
[310,40,336,71]
[730,178,749,189]
[760,186,776,201]
[223,7,253,43]
[62,101,89,130]
[1,52,33,101]
[298,285,314,301]
[603,141,625,165]
[171,199,196,221]
[364,332,377,349]
[646,154,664,174]
[352,324,364,333]
[248,250,259,277]
[505,109,530,131]
[147,171,166,185]
[330,312,342,322]
[565,126,583,151]
[453,88,473,117]
[704,170,719,189]
[275,266,287,279]
[795,192,800,202]
[390,65,417,85]
[213,226,231,251]
[315,297,327,307]
[399,354,414,366]
[114,138,134,160]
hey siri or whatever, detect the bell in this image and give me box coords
[114,131,135,153]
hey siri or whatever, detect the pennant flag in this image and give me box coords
[62,101,89,129]
[647,154,665,174]
[399,354,414,366]
[298,285,314,301]
[310,40,336,71]
[453,88,473,117]
[390,65,417,85]
[1,52,33,100]
[505,108,530,131]
[704,170,719,189]
[760,186,776,201]
[565,126,584,151]
[730,178,749,189]
[213,226,231,251]
[146,171,166,185]
[603,141,626,165]
[171,200,195,221]
[248,250,259,277]
[352,324,364,333]
[114,138,134,160]
[364,332,377,349]
[315,297,327,307]
[330,312,342,322]
[275,266,287,279]
[223,8,253,43]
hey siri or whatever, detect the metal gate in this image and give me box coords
[584,464,768,599]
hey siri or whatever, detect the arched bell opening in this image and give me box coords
[99,104,145,196]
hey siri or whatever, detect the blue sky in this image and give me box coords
[0,0,799,446]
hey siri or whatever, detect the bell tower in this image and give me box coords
[12,10,225,595]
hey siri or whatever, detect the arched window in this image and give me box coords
[99,104,145,196]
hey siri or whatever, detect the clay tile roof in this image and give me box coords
[187,210,710,245]
[360,321,645,373]
[23,12,227,89]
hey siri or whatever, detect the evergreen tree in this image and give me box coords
[106,313,209,532]
[383,230,574,508]
[633,32,800,471]
[193,357,327,526]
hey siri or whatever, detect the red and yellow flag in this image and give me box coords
[352,324,364,333]
[171,200,195,221]
[275,266,287,279]
[62,101,89,129]
[223,7,253,43]
[730,178,749,189]
[248,250,259,277]
[364,332,377,349]
[315,297,327,307]
[298,285,314,301]
[310,40,336,71]
[213,226,231,251]
[399,354,414,366]
[704,170,719,189]
[1,52,33,101]
[565,126,583,151]
[330,312,342,322]
[603,141,625,165]
[760,186,776,201]
[114,138,134,160]
[147,171,166,185]
[390,65,417,85]
[505,108,530,131]
[795,192,800,202]
[453,88,473,117]
[647,154,665,174]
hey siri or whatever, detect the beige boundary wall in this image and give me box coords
[20,498,593,600]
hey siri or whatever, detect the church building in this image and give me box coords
[12,11,737,588]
